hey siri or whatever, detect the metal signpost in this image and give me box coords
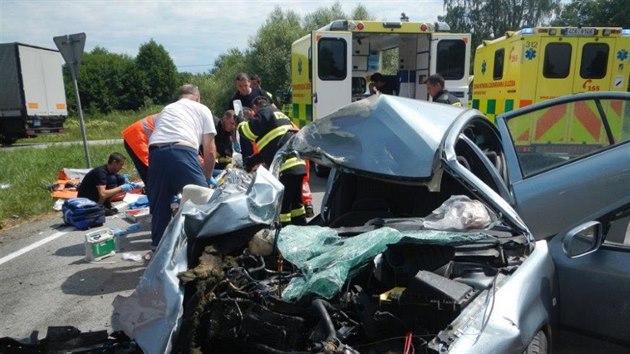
[53,33,91,168]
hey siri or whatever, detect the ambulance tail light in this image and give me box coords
[521,28,535,35]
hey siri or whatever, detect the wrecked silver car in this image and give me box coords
[110,94,564,354]
[110,96,553,353]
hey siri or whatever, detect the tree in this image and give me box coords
[302,2,347,31]
[247,7,306,100]
[552,0,630,27]
[204,48,249,115]
[135,39,178,105]
[440,0,561,57]
[70,47,136,114]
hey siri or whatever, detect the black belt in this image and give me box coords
[149,143,176,151]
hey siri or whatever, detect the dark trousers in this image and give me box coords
[279,173,307,226]
[148,145,206,247]
[124,141,148,185]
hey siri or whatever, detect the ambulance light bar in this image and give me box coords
[622,29,630,36]
[521,28,534,35]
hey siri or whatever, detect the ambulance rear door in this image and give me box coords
[535,35,575,101]
[570,29,617,94]
[311,31,352,120]
[430,33,471,105]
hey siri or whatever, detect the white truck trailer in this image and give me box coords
[0,42,68,145]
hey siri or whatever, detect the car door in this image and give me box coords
[495,92,630,239]
[548,196,630,350]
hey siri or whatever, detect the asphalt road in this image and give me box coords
[0,172,327,342]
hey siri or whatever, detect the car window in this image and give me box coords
[602,205,630,247]
[505,97,628,177]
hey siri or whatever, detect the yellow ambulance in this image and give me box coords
[289,20,471,128]
[472,27,629,147]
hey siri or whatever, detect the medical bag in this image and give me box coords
[62,198,106,230]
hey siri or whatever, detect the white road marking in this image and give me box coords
[0,229,70,266]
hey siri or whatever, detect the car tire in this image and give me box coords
[313,163,330,178]
[524,330,548,354]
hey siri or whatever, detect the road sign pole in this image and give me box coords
[53,33,91,168]
[72,77,91,168]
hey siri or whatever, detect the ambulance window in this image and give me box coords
[318,38,347,81]
[493,49,504,80]
[580,43,609,79]
[543,43,571,78]
[437,40,466,80]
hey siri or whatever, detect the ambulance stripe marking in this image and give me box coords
[518,129,530,141]
[575,101,601,141]
[535,105,567,140]
[519,99,533,108]
[611,101,622,116]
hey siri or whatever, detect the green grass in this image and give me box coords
[0,107,163,229]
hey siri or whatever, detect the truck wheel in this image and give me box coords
[0,136,17,146]
[313,163,330,178]
[525,330,548,354]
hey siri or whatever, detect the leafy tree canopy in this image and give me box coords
[552,0,630,27]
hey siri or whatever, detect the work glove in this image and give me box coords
[244,154,262,173]
[207,177,218,188]
[122,174,130,183]
[120,183,135,192]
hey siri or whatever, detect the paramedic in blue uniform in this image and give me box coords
[77,152,135,215]
[147,84,217,249]
[238,95,307,226]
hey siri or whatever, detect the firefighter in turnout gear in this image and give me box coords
[238,96,307,226]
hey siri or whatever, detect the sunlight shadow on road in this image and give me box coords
[61,265,146,295]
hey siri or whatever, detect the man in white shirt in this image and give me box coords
[147,84,217,249]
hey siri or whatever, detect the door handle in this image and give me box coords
[313,92,318,103]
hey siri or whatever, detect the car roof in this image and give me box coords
[289,95,470,180]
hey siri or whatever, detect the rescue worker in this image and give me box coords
[78,152,138,215]
[250,74,276,105]
[369,72,397,95]
[215,110,237,172]
[425,74,462,106]
[148,84,217,250]
[121,113,159,186]
[238,95,307,226]
[228,73,274,113]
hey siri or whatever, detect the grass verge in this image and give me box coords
[0,107,164,229]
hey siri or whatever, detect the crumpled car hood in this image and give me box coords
[286,94,467,180]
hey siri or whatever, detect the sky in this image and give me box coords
[0,0,445,74]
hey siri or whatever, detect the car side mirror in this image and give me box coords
[562,221,603,258]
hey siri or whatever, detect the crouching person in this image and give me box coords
[77,152,137,216]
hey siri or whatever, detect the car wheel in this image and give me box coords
[313,163,330,178]
[524,330,548,354]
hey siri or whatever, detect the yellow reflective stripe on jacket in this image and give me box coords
[280,212,291,223]
[257,125,291,151]
[290,206,306,218]
[239,121,257,141]
[279,156,305,173]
